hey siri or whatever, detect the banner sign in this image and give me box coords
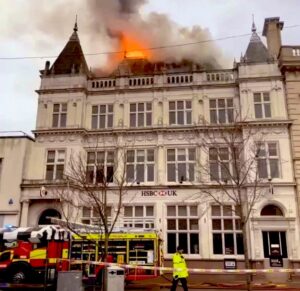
[141,190,177,197]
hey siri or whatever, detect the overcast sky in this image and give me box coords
[1,0,300,135]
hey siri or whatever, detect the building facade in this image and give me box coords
[19,20,300,273]
[0,132,34,227]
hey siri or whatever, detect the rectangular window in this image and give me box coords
[169,100,192,125]
[123,205,155,228]
[211,205,243,255]
[81,206,112,226]
[130,102,152,127]
[91,104,113,129]
[166,205,199,254]
[254,92,271,119]
[209,98,234,124]
[256,142,280,179]
[52,103,67,128]
[209,147,235,182]
[45,150,65,180]
[126,149,155,183]
[167,148,195,182]
[86,151,114,184]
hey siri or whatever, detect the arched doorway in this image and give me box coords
[38,209,61,225]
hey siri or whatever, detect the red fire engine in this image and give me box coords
[0,225,162,284]
[0,225,69,283]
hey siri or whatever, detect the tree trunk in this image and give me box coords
[242,221,252,291]
[102,233,109,291]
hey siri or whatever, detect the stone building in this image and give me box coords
[18,20,299,273]
[0,132,34,227]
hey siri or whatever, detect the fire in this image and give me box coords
[121,34,150,60]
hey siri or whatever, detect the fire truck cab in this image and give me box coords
[0,225,69,283]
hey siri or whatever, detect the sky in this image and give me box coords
[0,0,300,135]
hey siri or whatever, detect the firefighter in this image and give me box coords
[170,246,189,291]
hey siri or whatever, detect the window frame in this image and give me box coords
[86,150,115,184]
[81,205,112,226]
[253,92,271,119]
[209,146,238,182]
[123,205,155,229]
[166,204,200,255]
[209,98,234,124]
[52,103,67,128]
[169,100,192,125]
[45,149,66,181]
[166,148,196,183]
[256,142,280,179]
[91,104,114,129]
[126,149,155,183]
[129,102,152,128]
[211,204,243,256]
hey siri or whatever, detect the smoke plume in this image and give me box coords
[1,0,228,71]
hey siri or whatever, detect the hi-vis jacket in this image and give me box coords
[172,252,189,278]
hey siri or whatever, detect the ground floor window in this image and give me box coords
[262,231,287,258]
[81,206,112,226]
[211,205,244,255]
[166,205,199,254]
[123,205,155,229]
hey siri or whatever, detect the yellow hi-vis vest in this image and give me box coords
[172,252,189,278]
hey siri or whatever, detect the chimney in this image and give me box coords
[263,17,284,59]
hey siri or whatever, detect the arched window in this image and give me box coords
[261,204,283,216]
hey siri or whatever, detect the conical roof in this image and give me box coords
[49,21,89,75]
[243,22,270,64]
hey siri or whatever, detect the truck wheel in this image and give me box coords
[9,266,30,284]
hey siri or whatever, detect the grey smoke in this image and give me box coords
[0,0,228,70]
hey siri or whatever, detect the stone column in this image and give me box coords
[20,200,29,227]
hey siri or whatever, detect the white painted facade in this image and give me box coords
[0,133,34,227]
[17,26,299,272]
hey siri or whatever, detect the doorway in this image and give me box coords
[262,231,287,258]
[38,209,61,225]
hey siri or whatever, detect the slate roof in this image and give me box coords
[243,22,271,64]
[49,22,89,75]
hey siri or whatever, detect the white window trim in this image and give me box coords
[253,92,271,119]
[45,149,66,180]
[256,141,281,179]
[52,103,67,128]
[169,100,192,125]
[209,98,234,124]
[166,148,196,183]
[123,205,155,229]
[126,149,155,184]
[91,104,113,129]
[129,102,152,128]
[86,150,115,184]
[165,204,200,257]
[210,204,244,258]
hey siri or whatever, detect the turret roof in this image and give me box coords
[243,21,271,64]
[49,21,89,75]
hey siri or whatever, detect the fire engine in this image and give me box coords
[0,225,162,284]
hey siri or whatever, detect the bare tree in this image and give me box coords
[54,134,136,290]
[195,118,272,291]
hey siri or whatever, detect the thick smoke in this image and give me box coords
[1,0,228,70]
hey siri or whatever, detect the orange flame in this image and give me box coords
[121,34,150,60]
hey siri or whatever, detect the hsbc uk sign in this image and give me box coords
[141,190,177,197]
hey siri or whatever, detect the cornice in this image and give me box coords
[237,75,283,83]
[36,88,88,95]
[32,120,292,138]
